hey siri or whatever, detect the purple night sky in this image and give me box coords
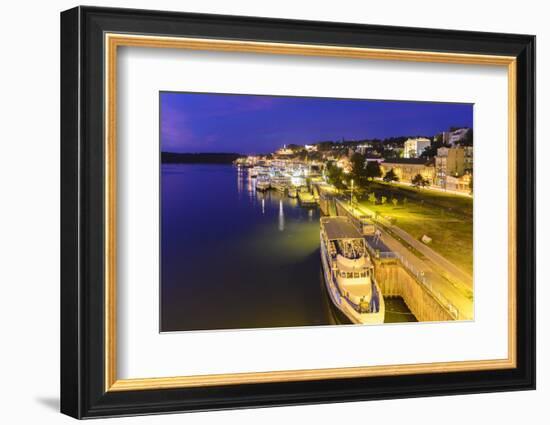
[160,92,473,154]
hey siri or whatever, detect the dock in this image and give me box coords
[322,193,464,322]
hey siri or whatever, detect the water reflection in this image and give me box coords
[247,174,253,194]
[237,167,244,194]
[278,199,285,231]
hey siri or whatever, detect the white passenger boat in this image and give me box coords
[256,175,271,191]
[320,216,385,324]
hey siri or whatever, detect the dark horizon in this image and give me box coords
[161,91,473,155]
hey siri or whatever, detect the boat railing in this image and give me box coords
[331,270,381,314]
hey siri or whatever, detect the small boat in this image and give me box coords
[320,216,385,325]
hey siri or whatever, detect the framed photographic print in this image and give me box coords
[60,6,536,419]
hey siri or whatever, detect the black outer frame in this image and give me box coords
[60,6,535,419]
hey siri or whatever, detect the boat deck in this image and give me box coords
[321,217,363,240]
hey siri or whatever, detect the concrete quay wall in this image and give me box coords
[375,261,453,322]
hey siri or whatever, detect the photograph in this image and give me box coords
[160,92,474,332]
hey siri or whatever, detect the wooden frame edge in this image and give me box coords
[103,33,518,392]
[507,59,518,370]
[108,358,516,391]
[105,32,118,391]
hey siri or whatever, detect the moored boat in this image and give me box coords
[320,216,385,324]
[256,175,271,191]
[271,177,290,193]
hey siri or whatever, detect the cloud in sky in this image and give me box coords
[160,91,473,154]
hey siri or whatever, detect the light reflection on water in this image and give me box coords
[278,199,284,232]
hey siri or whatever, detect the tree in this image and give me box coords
[365,161,382,180]
[368,192,377,204]
[307,151,322,162]
[350,153,368,187]
[326,163,346,191]
[316,141,335,151]
[462,128,473,146]
[383,168,399,183]
[296,150,307,160]
[286,143,304,152]
[411,173,429,188]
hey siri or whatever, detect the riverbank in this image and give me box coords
[161,152,242,164]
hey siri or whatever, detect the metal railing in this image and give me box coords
[364,235,460,320]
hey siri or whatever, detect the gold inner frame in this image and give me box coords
[104,33,517,392]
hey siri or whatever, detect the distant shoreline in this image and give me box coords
[161,152,242,164]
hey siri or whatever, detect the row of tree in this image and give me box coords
[350,153,381,186]
[325,153,431,191]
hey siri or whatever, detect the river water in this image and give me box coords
[161,164,415,332]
